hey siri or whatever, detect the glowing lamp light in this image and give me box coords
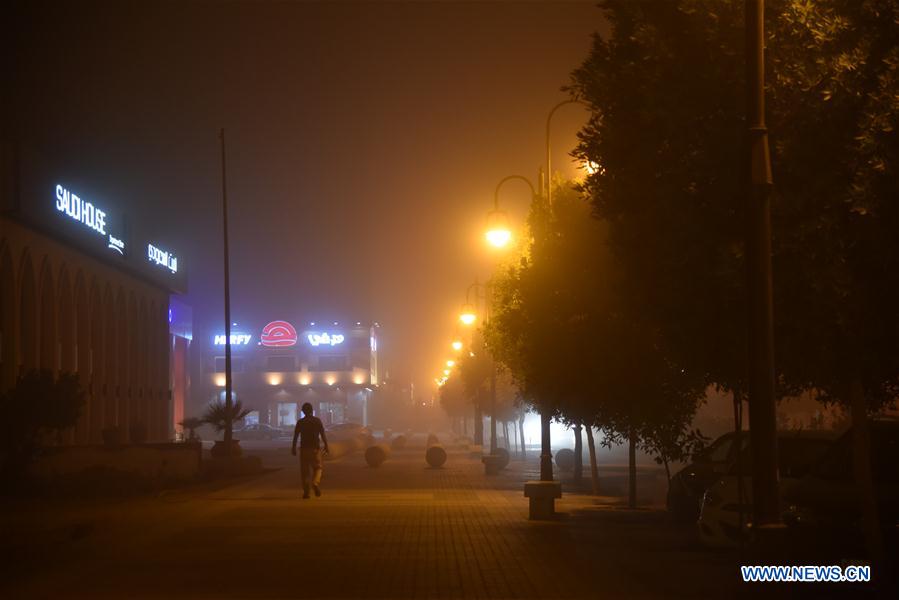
[267,374,282,386]
[582,160,602,176]
[459,304,477,326]
[451,340,463,352]
[446,360,455,368]
[485,209,512,248]
[299,375,311,385]
[214,375,226,387]
[353,375,365,385]
[326,377,336,386]
[443,369,450,376]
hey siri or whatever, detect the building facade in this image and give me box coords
[0,144,190,443]
[201,320,379,428]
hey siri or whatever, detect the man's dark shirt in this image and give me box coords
[294,416,325,450]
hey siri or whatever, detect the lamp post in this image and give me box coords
[219,129,235,458]
[744,0,779,528]
[539,99,588,482]
[462,279,497,457]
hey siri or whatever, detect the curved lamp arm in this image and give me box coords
[493,175,537,210]
[545,98,589,206]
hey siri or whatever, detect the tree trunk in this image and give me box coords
[473,401,483,447]
[518,413,526,460]
[502,421,510,450]
[573,422,583,485]
[585,425,600,496]
[628,429,637,509]
[849,379,885,582]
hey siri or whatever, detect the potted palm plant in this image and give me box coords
[202,399,250,458]
[178,416,204,443]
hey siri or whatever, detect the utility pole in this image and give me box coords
[220,128,234,456]
[744,0,779,526]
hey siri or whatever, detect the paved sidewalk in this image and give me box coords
[1,442,740,599]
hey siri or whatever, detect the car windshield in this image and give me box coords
[727,435,832,476]
[705,435,735,463]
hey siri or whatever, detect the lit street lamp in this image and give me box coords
[459,304,477,326]
[451,340,463,352]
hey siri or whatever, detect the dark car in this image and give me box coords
[234,423,286,440]
[783,418,899,557]
[667,431,749,521]
[326,422,372,437]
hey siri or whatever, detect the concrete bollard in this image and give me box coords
[425,445,447,468]
[364,444,390,467]
[391,434,407,450]
[555,448,575,471]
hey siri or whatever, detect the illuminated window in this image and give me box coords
[312,355,347,371]
[265,355,296,371]
[214,356,244,373]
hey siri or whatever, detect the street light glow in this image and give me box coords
[446,360,455,367]
[485,208,512,248]
[459,303,476,325]
[451,340,463,352]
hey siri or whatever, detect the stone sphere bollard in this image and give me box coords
[365,444,390,467]
[391,434,407,450]
[555,448,575,471]
[426,433,440,447]
[494,447,511,469]
[426,445,447,468]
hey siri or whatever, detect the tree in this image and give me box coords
[178,417,204,442]
[0,369,85,476]
[571,0,899,567]
[487,179,706,503]
[438,375,469,434]
[202,399,250,435]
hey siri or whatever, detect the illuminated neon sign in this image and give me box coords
[261,321,298,347]
[148,243,178,273]
[55,184,126,257]
[56,184,106,234]
[308,332,344,347]
[214,334,252,345]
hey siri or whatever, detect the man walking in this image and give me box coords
[291,402,330,499]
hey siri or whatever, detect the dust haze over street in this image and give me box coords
[3,1,899,599]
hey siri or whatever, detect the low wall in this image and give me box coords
[30,443,202,485]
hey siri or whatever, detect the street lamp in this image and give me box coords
[446,360,455,368]
[486,175,537,250]
[451,340,463,352]
[485,209,512,248]
[459,304,477,326]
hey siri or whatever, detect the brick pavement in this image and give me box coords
[1,441,741,599]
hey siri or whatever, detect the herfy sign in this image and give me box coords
[308,332,345,347]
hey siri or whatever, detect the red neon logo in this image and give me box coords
[260,320,298,347]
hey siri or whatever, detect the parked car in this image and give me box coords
[233,423,286,440]
[697,430,835,547]
[782,418,899,555]
[326,422,372,437]
[667,431,749,521]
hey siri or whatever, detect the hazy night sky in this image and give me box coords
[9,0,606,395]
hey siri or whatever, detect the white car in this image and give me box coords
[698,432,834,548]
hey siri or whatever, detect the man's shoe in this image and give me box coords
[313,485,321,497]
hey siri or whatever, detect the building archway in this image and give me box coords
[0,242,15,391]
[38,257,57,371]
[115,288,129,439]
[103,285,117,429]
[57,265,75,444]
[18,250,37,373]
[74,272,90,443]
[88,281,104,442]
